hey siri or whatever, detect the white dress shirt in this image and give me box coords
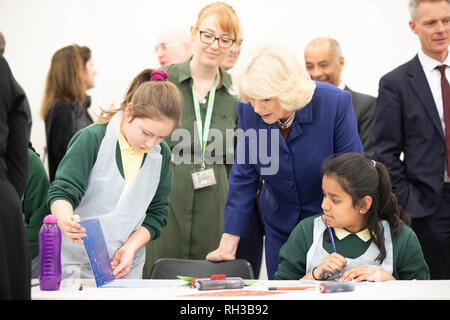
[418,49,450,134]
[418,49,450,181]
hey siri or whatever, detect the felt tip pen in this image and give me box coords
[327,224,337,253]
[268,286,316,291]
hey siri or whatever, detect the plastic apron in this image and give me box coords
[61,111,162,279]
[306,216,393,280]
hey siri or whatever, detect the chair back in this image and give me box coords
[149,258,255,279]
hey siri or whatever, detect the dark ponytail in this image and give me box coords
[322,153,410,263]
[373,161,411,230]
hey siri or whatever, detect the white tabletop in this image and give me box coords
[31,279,450,300]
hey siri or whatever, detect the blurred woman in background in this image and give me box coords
[40,44,97,181]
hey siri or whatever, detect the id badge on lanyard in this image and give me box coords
[191,69,219,189]
[192,164,216,189]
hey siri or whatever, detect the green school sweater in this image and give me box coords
[47,123,172,241]
[275,214,430,280]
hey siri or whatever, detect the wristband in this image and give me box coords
[312,266,321,280]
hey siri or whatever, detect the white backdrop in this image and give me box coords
[1,0,418,159]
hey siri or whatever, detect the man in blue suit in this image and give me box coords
[207,44,363,279]
[375,0,450,279]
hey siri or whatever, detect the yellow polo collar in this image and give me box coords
[334,227,372,242]
[117,131,151,181]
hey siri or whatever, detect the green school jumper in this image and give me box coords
[275,214,430,280]
[47,123,172,242]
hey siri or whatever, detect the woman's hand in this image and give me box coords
[206,233,240,261]
[337,266,395,282]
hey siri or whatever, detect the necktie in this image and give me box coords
[436,65,450,177]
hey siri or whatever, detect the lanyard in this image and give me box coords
[191,71,218,166]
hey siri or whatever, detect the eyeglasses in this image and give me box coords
[199,31,235,48]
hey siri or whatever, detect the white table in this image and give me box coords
[31,279,450,300]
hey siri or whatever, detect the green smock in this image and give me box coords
[144,59,237,277]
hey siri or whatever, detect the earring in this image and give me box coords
[359,210,363,213]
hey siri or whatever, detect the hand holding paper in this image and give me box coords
[111,226,151,279]
[111,246,135,279]
[51,200,86,244]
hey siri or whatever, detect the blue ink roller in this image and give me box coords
[319,281,355,293]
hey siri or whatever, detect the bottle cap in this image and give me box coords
[43,215,58,224]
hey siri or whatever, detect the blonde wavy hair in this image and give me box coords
[232,43,315,111]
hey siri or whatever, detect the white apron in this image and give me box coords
[306,216,393,280]
[61,111,162,279]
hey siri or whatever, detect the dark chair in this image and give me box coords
[149,258,255,279]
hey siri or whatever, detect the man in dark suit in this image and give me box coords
[375,0,450,279]
[304,37,376,159]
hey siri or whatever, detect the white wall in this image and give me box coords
[0,0,418,159]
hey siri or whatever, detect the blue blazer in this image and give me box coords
[375,55,447,218]
[222,81,363,278]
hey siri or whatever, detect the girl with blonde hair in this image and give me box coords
[48,69,182,279]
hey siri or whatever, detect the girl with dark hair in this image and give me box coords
[48,69,182,279]
[275,153,430,281]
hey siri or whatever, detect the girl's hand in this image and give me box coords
[51,200,86,244]
[110,227,150,279]
[315,253,347,280]
[111,245,135,279]
[58,214,86,244]
[337,266,395,282]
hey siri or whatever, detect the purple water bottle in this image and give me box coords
[39,215,62,291]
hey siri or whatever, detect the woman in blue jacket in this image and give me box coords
[207,43,363,279]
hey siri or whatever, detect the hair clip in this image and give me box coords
[150,70,168,82]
